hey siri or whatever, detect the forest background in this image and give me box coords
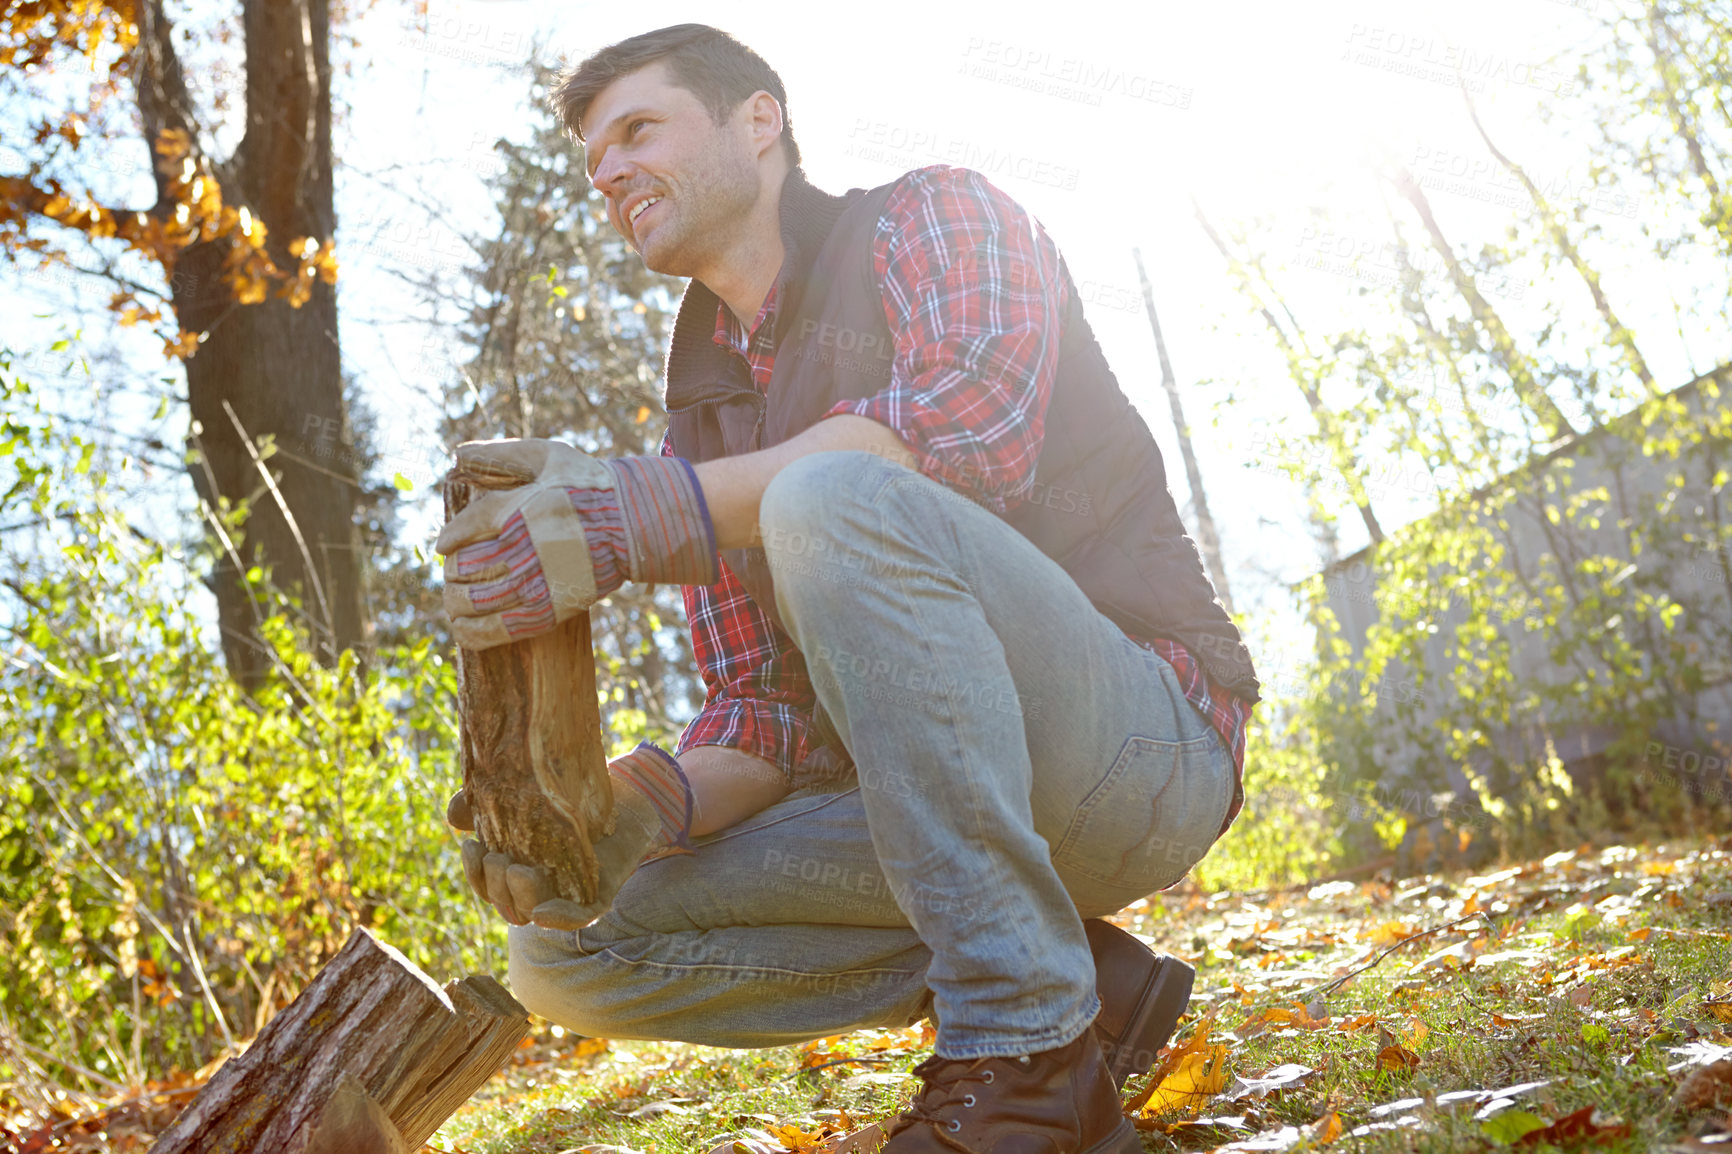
[0,0,1727,1125]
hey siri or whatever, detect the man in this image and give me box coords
[435,24,1259,1153]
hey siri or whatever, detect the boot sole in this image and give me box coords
[1104,953,1195,1088]
[1083,1117,1146,1154]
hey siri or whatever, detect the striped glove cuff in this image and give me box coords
[610,742,695,852]
[605,456,720,588]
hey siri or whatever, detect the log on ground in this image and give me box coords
[147,927,529,1154]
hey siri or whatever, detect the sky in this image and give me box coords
[7,0,1722,667]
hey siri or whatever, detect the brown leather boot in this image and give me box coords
[880,1027,1141,1153]
[1085,918,1194,1089]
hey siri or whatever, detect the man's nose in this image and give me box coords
[590,152,632,199]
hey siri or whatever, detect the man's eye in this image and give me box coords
[628,119,649,137]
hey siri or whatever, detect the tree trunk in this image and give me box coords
[141,0,366,688]
[1192,201,1386,545]
[1390,168,1580,442]
[1458,88,1656,394]
[1132,247,1234,614]
[445,467,615,905]
[147,928,529,1154]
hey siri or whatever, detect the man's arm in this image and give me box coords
[676,744,792,836]
[693,413,914,551]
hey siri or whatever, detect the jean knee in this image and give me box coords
[760,450,882,545]
[506,925,619,1035]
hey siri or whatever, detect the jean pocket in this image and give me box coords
[1051,733,1230,891]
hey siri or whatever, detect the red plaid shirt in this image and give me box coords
[666,166,1249,830]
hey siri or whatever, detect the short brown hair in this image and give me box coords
[552,24,800,166]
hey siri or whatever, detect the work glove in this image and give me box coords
[435,438,718,650]
[447,743,695,930]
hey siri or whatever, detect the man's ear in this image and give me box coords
[743,89,785,161]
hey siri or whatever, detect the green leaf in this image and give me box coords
[1580,1023,1610,1045]
[392,472,414,491]
[1481,1111,1547,1144]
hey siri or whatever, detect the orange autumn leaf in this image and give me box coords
[1309,1111,1344,1143]
[1376,1044,1420,1072]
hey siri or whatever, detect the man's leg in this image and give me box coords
[509,785,938,1047]
[510,448,1232,1056]
[758,450,1235,1060]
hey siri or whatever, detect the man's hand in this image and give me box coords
[436,439,717,649]
[447,743,694,930]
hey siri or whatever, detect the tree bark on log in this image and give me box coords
[147,928,529,1154]
[444,465,615,905]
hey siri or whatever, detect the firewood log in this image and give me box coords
[444,463,615,905]
[147,928,529,1153]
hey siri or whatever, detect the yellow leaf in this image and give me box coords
[1139,1044,1230,1119]
[1705,1000,1732,1023]
[635,405,652,424]
[1363,921,1417,946]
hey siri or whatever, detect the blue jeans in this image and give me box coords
[509,451,1236,1059]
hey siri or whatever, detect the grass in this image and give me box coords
[431,835,1732,1153]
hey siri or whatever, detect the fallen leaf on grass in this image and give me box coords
[1240,1003,1331,1035]
[1376,1045,1420,1073]
[1513,1106,1629,1146]
[1224,1064,1316,1102]
[815,1122,886,1153]
[1308,1112,1344,1143]
[1674,1059,1732,1113]
[767,1122,832,1150]
[1480,1110,1548,1144]
[1214,1126,1302,1151]
[1490,1012,1547,1028]
[1363,921,1419,946]
[1125,1012,1230,1120]
[1137,1044,1231,1117]
[1704,1000,1732,1023]
[1153,1114,1256,1139]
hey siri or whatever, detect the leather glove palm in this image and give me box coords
[447,743,693,931]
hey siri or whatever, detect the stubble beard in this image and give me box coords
[637,132,761,279]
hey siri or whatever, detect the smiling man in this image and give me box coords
[435,24,1260,1153]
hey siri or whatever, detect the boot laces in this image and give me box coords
[897,1053,1034,1136]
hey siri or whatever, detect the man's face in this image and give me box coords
[581,60,763,276]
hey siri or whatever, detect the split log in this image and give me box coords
[444,462,616,906]
[147,928,529,1154]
